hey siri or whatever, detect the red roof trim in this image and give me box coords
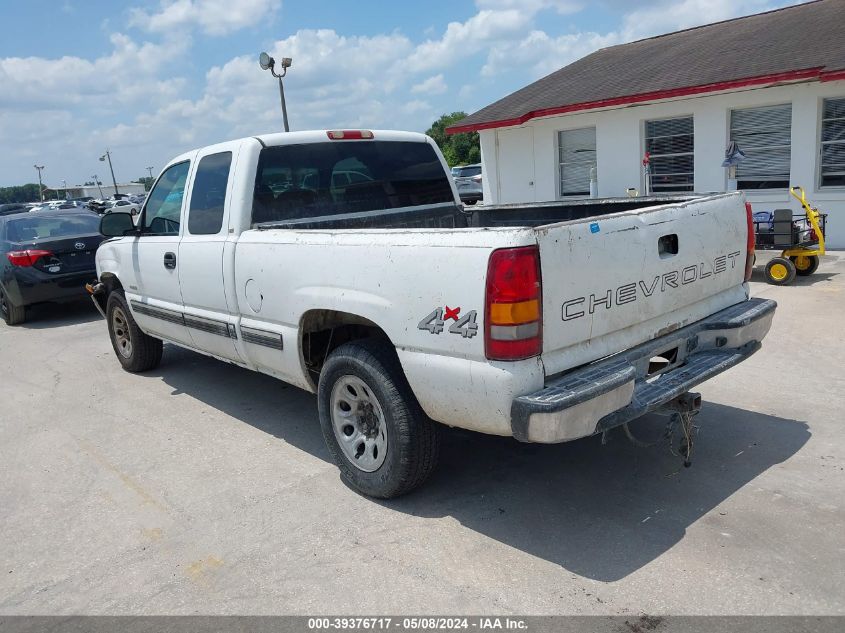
[446,67,835,134]
[820,68,845,82]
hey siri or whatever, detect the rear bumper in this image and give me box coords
[511,298,777,443]
[3,268,94,307]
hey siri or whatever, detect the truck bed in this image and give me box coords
[253,196,697,231]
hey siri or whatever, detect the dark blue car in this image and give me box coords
[0,210,104,325]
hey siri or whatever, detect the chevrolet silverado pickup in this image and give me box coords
[91,129,775,498]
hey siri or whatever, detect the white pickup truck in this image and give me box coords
[91,129,775,498]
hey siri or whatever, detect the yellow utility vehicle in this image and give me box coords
[753,186,827,285]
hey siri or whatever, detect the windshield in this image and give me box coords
[252,140,454,224]
[5,213,100,242]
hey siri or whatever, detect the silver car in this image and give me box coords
[451,163,483,205]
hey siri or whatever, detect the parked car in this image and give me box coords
[87,198,109,213]
[104,199,140,216]
[1,210,104,324]
[26,204,55,213]
[451,163,483,205]
[90,129,774,498]
[0,203,29,216]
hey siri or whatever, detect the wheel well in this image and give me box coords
[93,273,123,311]
[101,273,123,293]
[300,310,390,383]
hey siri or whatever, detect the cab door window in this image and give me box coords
[187,152,232,235]
[142,161,190,235]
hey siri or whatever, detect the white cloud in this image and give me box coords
[129,0,279,36]
[412,74,447,95]
[0,32,189,108]
[405,9,533,73]
[475,0,582,14]
[619,0,792,41]
[482,29,618,79]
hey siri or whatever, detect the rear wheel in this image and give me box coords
[765,257,797,285]
[0,285,25,325]
[106,290,162,372]
[317,338,440,498]
[791,254,819,276]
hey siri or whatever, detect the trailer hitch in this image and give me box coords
[619,391,701,467]
[659,392,701,467]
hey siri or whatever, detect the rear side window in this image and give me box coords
[5,214,100,241]
[251,141,454,225]
[188,152,232,235]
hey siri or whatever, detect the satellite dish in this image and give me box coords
[259,52,274,70]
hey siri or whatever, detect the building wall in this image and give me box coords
[479,80,845,247]
[66,183,146,198]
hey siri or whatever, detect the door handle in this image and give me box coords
[163,252,176,269]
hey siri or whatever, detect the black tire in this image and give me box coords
[764,257,796,285]
[317,338,440,498]
[0,285,25,325]
[790,254,820,276]
[106,290,163,372]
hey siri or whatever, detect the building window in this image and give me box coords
[821,97,845,188]
[558,127,596,197]
[729,104,792,190]
[644,116,694,193]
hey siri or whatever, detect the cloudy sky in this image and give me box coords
[0,0,803,188]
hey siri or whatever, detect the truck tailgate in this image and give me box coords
[537,193,749,376]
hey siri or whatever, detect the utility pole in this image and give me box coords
[146,166,154,180]
[100,150,119,195]
[33,165,45,202]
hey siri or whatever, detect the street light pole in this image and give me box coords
[100,150,119,196]
[146,166,154,180]
[33,165,45,202]
[277,75,290,133]
[62,179,68,200]
[259,53,292,132]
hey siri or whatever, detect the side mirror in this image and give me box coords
[100,211,137,237]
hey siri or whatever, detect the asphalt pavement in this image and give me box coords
[1,253,843,615]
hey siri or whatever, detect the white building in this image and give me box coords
[449,0,845,246]
[60,182,147,199]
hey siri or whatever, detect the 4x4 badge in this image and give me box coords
[418,307,478,338]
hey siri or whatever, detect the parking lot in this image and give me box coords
[1,254,843,616]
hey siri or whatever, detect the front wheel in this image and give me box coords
[317,338,440,498]
[791,254,819,276]
[106,290,163,372]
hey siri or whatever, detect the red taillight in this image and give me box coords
[6,249,53,267]
[485,246,542,361]
[326,130,374,140]
[744,201,755,282]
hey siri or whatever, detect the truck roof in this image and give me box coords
[255,129,430,147]
[162,130,434,169]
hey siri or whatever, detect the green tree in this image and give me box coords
[426,112,481,167]
[0,184,44,204]
[137,176,155,191]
